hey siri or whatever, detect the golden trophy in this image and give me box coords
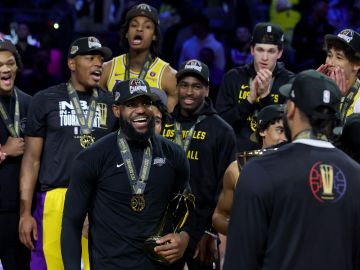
[144,189,195,265]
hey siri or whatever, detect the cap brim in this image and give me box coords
[115,92,158,104]
[90,47,113,60]
[176,70,208,85]
[279,83,292,98]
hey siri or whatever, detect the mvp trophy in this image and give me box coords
[144,189,195,264]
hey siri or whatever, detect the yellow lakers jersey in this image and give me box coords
[107,54,169,92]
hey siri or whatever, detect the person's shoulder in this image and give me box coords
[154,57,170,66]
[208,114,234,131]
[15,87,32,101]
[274,62,295,78]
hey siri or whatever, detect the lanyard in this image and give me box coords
[340,78,360,123]
[124,53,153,80]
[117,129,152,195]
[0,88,20,137]
[66,82,98,135]
[174,115,206,153]
[293,129,328,141]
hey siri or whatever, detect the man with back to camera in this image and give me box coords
[162,59,236,269]
[212,104,287,235]
[61,78,190,269]
[100,3,178,111]
[216,22,294,152]
[224,69,360,270]
[317,28,360,123]
[18,36,115,270]
[0,38,31,270]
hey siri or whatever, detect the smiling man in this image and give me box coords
[162,60,236,270]
[100,3,178,112]
[18,36,116,270]
[0,38,31,270]
[216,22,294,152]
[61,78,190,270]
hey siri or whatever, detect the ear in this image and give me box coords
[250,46,254,56]
[286,100,296,120]
[125,33,129,39]
[112,104,121,118]
[277,49,284,60]
[152,35,156,41]
[68,58,75,72]
[259,129,267,137]
[205,86,209,97]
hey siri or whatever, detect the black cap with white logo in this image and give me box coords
[113,79,157,104]
[325,28,360,56]
[125,3,159,25]
[68,36,112,60]
[279,70,341,119]
[251,22,284,47]
[176,59,209,85]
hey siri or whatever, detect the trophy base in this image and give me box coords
[144,237,170,265]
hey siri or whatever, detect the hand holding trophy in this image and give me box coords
[144,188,195,264]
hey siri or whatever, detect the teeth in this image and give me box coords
[133,117,147,122]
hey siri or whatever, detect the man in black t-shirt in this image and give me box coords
[18,36,115,270]
[224,70,360,270]
[61,78,190,270]
[0,38,31,270]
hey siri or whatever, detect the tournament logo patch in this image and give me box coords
[184,60,202,72]
[88,36,101,48]
[338,29,354,43]
[70,45,79,55]
[129,78,147,94]
[137,3,152,12]
[309,161,346,203]
[150,71,156,77]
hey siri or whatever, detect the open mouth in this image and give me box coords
[182,98,195,106]
[132,35,143,46]
[132,116,148,129]
[90,70,102,82]
[0,74,12,87]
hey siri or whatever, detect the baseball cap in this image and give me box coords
[150,87,168,106]
[113,78,156,105]
[251,22,284,47]
[0,38,23,69]
[68,36,112,60]
[125,3,159,25]
[279,70,341,119]
[176,59,209,85]
[250,104,284,143]
[325,29,360,56]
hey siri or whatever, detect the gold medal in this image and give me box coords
[131,195,145,212]
[80,134,95,148]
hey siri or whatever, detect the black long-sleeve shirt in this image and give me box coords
[61,133,190,270]
[224,140,360,270]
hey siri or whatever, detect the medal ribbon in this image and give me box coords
[340,78,360,123]
[174,115,206,153]
[0,87,20,137]
[117,129,152,195]
[124,53,153,80]
[67,82,98,135]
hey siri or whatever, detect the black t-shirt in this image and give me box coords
[0,88,31,211]
[61,133,190,270]
[224,140,360,270]
[25,83,116,191]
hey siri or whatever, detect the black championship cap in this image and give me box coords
[325,29,360,57]
[0,38,23,69]
[257,104,285,129]
[279,70,341,119]
[68,36,112,60]
[250,104,284,143]
[113,78,156,104]
[251,22,284,47]
[125,3,159,25]
[176,59,209,85]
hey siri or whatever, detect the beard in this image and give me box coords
[119,115,155,142]
[282,114,292,142]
